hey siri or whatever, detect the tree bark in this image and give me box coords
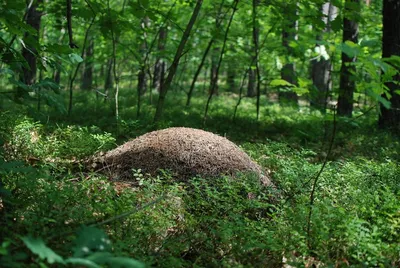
[227,61,236,92]
[252,0,262,120]
[67,0,96,115]
[310,2,337,112]
[81,37,94,90]
[17,0,43,99]
[153,26,168,92]
[138,17,150,98]
[248,0,260,100]
[279,1,299,105]
[209,2,226,96]
[378,0,400,129]
[337,0,360,117]
[153,0,204,123]
[210,47,220,95]
[104,58,113,102]
[247,66,256,97]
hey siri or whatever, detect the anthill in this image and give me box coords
[91,127,273,186]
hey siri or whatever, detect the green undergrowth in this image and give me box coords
[1,91,399,266]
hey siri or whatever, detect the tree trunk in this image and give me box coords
[17,0,43,99]
[378,0,400,129]
[248,0,260,99]
[153,0,204,123]
[81,37,94,90]
[210,47,220,95]
[53,69,61,84]
[153,26,168,92]
[310,1,337,112]
[337,0,360,117]
[138,17,150,98]
[247,67,256,97]
[104,58,113,102]
[252,0,262,120]
[209,2,226,97]
[138,69,147,96]
[53,21,65,85]
[279,1,298,105]
[227,61,236,92]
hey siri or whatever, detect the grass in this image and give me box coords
[0,86,399,267]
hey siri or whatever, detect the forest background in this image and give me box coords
[0,0,400,267]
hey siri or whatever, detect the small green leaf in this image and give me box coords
[86,253,145,268]
[73,227,111,258]
[21,237,64,264]
[0,241,11,255]
[0,68,15,76]
[360,38,380,48]
[330,16,342,32]
[45,44,72,54]
[65,257,101,268]
[106,257,145,268]
[339,41,360,58]
[9,78,30,91]
[292,87,309,96]
[138,0,149,9]
[270,79,294,87]
[68,53,83,64]
[367,89,391,109]
[383,55,400,68]
[37,78,60,91]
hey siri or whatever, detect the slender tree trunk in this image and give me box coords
[137,69,147,96]
[248,1,260,99]
[153,0,204,123]
[81,37,94,90]
[186,38,214,106]
[210,47,220,95]
[233,64,252,121]
[227,61,236,92]
[337,0,359,117]
[138,17,150,99]
[209,1,226,96]
[378,0,400,129]
[204,0,240,124]
[280,63,298,102]
[279,1,299,105]
[53,21,65,85]
[53,68,61,84]
[108,0,120,123]
[153,26,167,92]
[104,58,113,102]
[67,1,96,115]
[17,0,43,100]
[311,2,337,112]
[203,64,208,92]
[252,0,261,120]
[247,66,256,97]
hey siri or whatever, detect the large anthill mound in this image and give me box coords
[92,127,272,186]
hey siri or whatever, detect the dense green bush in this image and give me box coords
[0,112,115,161]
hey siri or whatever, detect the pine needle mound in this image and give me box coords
[94,127,272,186]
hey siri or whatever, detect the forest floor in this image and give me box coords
[1,89,399,267]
